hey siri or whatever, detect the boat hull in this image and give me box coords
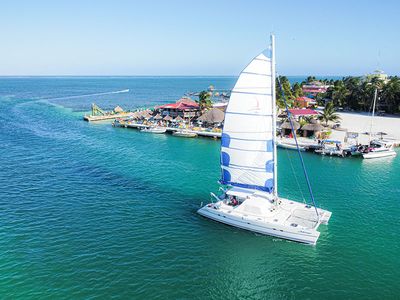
[172,131,197,138]
[362,150,397,159]
[197,201,330,245]
[140,128,167,134]
[277,142,306,151]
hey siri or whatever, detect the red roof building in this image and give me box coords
[289,108,319,117]
[294,96,317,108]
[156,97,199,118]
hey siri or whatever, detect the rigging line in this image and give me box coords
[276,76,319,218]
[284,147,306,203]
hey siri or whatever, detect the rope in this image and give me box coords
[283,147,306,203]
[277,76,319,218]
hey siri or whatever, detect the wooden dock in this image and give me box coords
[83,112,136,122]
[119,122,222,138]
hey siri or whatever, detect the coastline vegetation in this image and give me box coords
[276,75,400,113]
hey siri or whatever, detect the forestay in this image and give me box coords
[220,51,275,193]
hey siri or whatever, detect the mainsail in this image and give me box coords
[220,48,276,193]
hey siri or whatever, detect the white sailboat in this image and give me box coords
[362,88,396,159]
[197,35,331,245]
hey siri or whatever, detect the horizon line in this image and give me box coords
[0,74,375,78]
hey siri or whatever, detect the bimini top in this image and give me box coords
[220,51,275,193]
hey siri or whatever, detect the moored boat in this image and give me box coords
[140,126,167,134]
[362,89,397,159]
[362,140,397,159]
[172,129,197,138]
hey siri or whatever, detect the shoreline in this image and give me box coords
[337,111,400,141]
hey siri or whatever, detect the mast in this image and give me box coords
[369,88,377,143]
[271,35,278,198]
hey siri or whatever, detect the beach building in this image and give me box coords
[197,108,225,125]
[156,97,200,119]
[212,102,228,111]
[302,81,331,97]
[288,108,319,119]
[294,96,317,108]
[366,70,389,83]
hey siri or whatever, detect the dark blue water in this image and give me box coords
[0,77,398,299]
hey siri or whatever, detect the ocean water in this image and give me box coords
[0,76,398,299]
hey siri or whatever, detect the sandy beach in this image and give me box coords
[337,112,400,143]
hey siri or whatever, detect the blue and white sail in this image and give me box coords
[220,42,276,194]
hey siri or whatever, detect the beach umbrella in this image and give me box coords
[140,111,152,119]
[153,113,162,120]
[174,116,184,123]
[198,108,225,123]
[281,119,300,130]
[302,123,324,132]
[163,115,172,121]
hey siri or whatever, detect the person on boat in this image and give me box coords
[231,196,238,206]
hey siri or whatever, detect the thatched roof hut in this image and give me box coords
[173,115,184,123]
[281,119,300,130]
[140,110,152,119]
[302,123,324,132]
[198,108,225,123]
[131,112,139,119]
[153,113,162,120]
[114,106,124,113]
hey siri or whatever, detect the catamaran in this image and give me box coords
[197,35,331,245]
[362,88,396,159]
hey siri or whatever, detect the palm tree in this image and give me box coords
[197,91,212,111]
[319,102,341,126]
[331,81,348,107]
[382,77,400,113]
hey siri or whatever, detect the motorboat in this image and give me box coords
[276,139,306,151]
[172,129,197,138]
[140,126,167,134]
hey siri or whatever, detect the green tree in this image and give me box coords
[276,76,294,108]
[382,76,400,113]
[331,81,348,107]
[292,82,304,98]
[319,102,341,126]
[306,76,316,83]
[197,90,212,111]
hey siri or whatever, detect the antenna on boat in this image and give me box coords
[276,75,319,219]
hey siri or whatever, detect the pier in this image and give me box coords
[83,103,136,122]
[115,121,222,138]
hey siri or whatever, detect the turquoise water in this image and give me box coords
[0,77,399,299]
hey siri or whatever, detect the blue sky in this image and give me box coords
[0,0,399,76]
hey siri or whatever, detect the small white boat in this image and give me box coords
[140,126,167,134]
[314,140,345,157]
[277,140,305,151]
[198,35,331,245]
[172,130,197,138]
[362,140,397,159]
